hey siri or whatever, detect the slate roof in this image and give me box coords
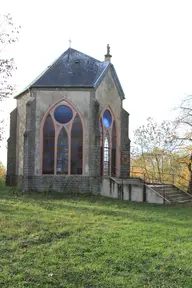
[15,48,125,99]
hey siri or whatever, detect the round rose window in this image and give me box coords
[103,110,112,128]
[54,105,73,124]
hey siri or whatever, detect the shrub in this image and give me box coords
[0,162,6,182]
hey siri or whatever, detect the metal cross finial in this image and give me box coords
[69,39,72,48]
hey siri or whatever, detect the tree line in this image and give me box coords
[131,96,192,193]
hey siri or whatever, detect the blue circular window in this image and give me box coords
[54,105,73,124]
[103,110,112,128]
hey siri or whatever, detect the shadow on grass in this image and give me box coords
[1,183,192,229]
[1,199,192,231]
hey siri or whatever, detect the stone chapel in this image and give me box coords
[6,45,130,193]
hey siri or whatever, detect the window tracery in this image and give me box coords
[42,102,83,175]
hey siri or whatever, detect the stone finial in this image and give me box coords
[105,44,112,62]
[107,44,110,55]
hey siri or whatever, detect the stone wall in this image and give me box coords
[21,88,102,192]
[22,175,100,194]
[32,88,92,176]
[120,108,130,178]
[100,178,165,204]
[100,177,120,198]
[6,108,17,186]
[88,92,101,177]
[95,67,122,176]
[16,91,31,176]
[23,97,36,189]
[146,186,164,204]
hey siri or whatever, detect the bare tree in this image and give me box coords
[0,14,20,146]
[132,117,181,183]
[175,95,192,193]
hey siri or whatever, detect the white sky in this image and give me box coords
[1,0,192,166]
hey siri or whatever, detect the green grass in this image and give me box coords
[1,182,192,287]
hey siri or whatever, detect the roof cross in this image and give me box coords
[69,39,72,48]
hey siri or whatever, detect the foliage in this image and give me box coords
[1,185,192,287]
[131,151,189,191]
[131,117,192,191]
[132,118,182,183]
[0,162,6,182]
[175,95,192,193]
[175,95,192,139]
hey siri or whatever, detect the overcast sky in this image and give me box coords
[1,0,192,165]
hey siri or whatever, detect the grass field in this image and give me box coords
[1,182,192,288]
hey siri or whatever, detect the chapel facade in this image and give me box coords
[6,46,130,193]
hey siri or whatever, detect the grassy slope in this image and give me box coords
[0,183,192,288]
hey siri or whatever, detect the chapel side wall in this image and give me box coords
[6,108,17,186]
[88,91,100,178]
[95,68,122,176]
[33,88,92,176]
[23,97,36,179]
[16,91,31,177]
[121,109,130,178]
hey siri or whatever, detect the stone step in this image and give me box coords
[149,184,192,203]
[158,191,190,197]
[149,184,180,189]
[178,199,192,203]
[164,191,185,195]
[166,195,189,199]
[155,189,181,194]
[167,196,191,200]
[154,187,176,190]
[156,190,179,194]
[169,199,192,203]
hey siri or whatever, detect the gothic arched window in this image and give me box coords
[111,121,116,176]
[104,133,110,176]
[42,102,84,175]
[57,127,68,174]
[43,115,55,174]
[71,115,83,175]
[100,109,117,176]
[103,110,112,128]
[99,119,103,176]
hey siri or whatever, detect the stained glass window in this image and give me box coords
[100,108,117,177]
[42,103,84,175]
[99,119,103,145]
[111,121,116,176]
[103,110,112,128]
[57,127,68,174]
[100,119,103,176]
[54,105,73,124]
[104,133,110,176]
[71,115,83,175]
[43,115,55,174]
